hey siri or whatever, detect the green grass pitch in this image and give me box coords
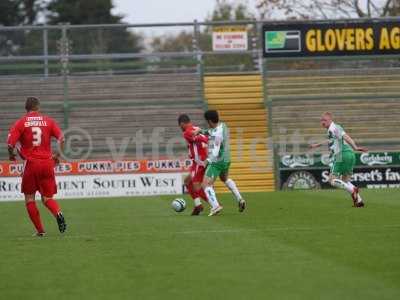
[0,189,399,300]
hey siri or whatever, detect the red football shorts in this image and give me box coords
[190,163,206,184]
[22,159,57,197]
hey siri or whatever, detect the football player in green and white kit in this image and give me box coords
[310,112,367,207]
[196,110,246,216]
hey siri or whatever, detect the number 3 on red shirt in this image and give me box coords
[32,127,42,146]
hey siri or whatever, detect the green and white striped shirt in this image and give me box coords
[206,122,230,163]
[327,122,353,160]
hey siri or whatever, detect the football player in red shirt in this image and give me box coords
[7,97,67,236]
[178,114,209,215]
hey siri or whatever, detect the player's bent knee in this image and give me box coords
[224,178,233,185]
[342,175,350,182]
[201,182,209,189]
[41,196,53,204]
[193,182,202,191]
[202,177,213,189]
[24,194,35,203]
[219,174,228,182]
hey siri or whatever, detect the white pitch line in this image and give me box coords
[4,224,400,241]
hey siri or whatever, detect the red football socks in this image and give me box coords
[44,198,61,217]
[25,201,45,233]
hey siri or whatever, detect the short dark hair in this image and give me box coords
[178,114,191,124]
[204,110,219,123]
[25,96,40,111]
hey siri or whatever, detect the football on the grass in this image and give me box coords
[171,198,186,212]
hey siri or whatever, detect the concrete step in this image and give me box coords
[223,120,267,127]
[214,182,274,191]
[204,75,261,83]
[206,86,263,94]
[206,92,263,100]
[267,74,400,83]
[269,91,400,101]
[214,179,274,190]
[209,103,264,110]
[220,114,267,122]
[268,87,400,96]
[205,81,263,88]
[267,79,400,89]
[204,74,275,192]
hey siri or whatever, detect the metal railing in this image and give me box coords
[0,20,264,76]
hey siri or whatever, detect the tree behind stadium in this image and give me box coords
[0,0,45,57]
[151,0,256,72]
[0,0,44,26]
[46,0,142,55]
[256,0,400,19]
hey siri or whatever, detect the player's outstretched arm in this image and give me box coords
[309,140,329,150]
[343,134,368,152]
[187,127,209,143]
[191,127,209,136]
